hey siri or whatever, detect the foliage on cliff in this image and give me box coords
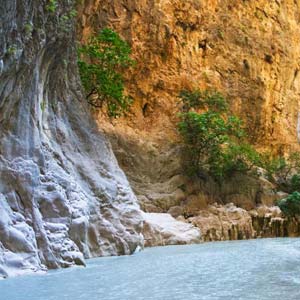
[178,90,261,181]
[78,28,134,117]
[261,152,300,192]
[277,192,300,217]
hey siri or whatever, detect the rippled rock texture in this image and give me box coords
[0,0,143,278]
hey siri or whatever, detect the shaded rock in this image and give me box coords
[224,194,256,211]
[167,206,184,218]
[189,203,300,241]
[260,193,281,207]
[183,194,209,216]
[0,0,143,278]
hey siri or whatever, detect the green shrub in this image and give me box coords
[260,153,286,182]
[291,174,300,192]
[179,89,228,112]
[78,28,134,117]
[277,192,300,216]
[261,152,300,192]
[209,143,262,180]
[178,90,261,181]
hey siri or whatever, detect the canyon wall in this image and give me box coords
[78,0,300,212]
[79,0,300,149]
[0,0,143,278]
[1,0,300,278]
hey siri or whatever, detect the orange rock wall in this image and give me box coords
[77,0,300,212]
[78,0,300,152]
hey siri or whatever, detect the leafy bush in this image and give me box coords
[291,174,300,192]
[260,153,286,181]
[209,143,262,180]
[261,152,300,192]
[179,89,228,112]
[277,192,300,216]
[178,90,261,181]
[78,28,134,117]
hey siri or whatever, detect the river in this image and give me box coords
[1,238,300,300]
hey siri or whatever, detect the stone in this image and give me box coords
[142,213,202,247]
[78,0,300,214]
[0,0,143,278]
[167,206,184,218]
[224,194,256,211]
[183,194,208,216]
[189,204,255,241]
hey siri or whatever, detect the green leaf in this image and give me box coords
[77,28,135,117]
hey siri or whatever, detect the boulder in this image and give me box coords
[142,213,202,247]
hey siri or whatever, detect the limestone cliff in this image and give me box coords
[78,0,300,213]
[0,0,143,278]
[79,0,300,150]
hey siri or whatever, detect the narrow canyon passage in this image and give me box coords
[2,5,300,300]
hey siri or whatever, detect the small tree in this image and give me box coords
[291,174,300,192]
[177,90,261,181]
[261,152,300,192]
[78,28,134,117]
[277,192,300,217]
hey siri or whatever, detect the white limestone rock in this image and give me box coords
[0,0,143,278]
[142,213,202,247]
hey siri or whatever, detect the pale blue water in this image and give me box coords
[1,238,300,300]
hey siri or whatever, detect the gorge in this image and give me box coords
[1,0,300,289]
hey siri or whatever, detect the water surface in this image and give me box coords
[1,238,300,300]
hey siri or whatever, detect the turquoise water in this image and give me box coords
[1,238,300,300]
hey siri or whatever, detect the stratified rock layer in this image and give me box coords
[0,0,143,278]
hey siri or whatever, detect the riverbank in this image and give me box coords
[143,204,300,246]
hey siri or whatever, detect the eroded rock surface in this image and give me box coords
[189,204,300,242]
[189,203,255,241]
[80,0,300,151]
[143,213,201,247]
[78,0,300,213]
[0,0,143,278]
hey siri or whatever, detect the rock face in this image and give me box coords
[142,213,201,247]
[189,204,300,242]
[189,204,255,241]
[251,206,300,238]
[80,0,300,151]
[0,0,143,278]
[78,0,300,213]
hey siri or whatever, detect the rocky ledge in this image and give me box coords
[189,203,300,242]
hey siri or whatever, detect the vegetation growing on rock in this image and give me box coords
[277,192,300,217]
[177,90,260,181]
[78,28,134,117]
[261,152,300,192]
